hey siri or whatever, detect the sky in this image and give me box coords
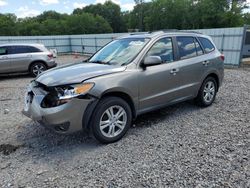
[0,0,250,19]
[0,0,139,18]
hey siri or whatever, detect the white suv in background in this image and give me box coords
[0,43,57,77]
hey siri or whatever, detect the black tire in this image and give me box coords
[91,96,132,144]
[29,62,47,77]
[195,77,218,107]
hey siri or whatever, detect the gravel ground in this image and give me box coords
[0,56,249,187]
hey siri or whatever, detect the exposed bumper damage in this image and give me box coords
[22,82,96,134]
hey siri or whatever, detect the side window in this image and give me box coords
[9,46,34,54]
[8,46,22,54]
[28,46,41,53]
[146,37,174,63]
[194,38,204,55]
[177,37,197,60]
[0,47,7,55]
[198,37,215,53]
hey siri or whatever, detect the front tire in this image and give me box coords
[91,97,132,144]
[195,77,217,107]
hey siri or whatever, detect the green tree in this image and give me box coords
[73,1,126,32]
[0,14,18,35]
[0,0,248,36]
[65,13,112,34]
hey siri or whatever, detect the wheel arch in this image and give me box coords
[204,73,219,91]
[82,91,137,131]
[101,91,137,119]
[28,60,48,72]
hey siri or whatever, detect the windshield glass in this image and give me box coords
[89,38,150,66]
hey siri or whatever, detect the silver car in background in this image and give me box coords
[23,31,224,143]
[0,43,57,77]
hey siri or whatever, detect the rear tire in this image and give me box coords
[91,97,132,144]
[195,77,217,107]
[30,62,47,77]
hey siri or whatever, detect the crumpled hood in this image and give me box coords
[36,63,126,86]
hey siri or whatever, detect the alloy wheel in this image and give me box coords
[99,105,127,138]
[32,64,46,76]
[203,81,215,103]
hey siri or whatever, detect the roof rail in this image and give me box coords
[149,29,178,34]
[129,32,149,35]
[180,30,203,34]
[150,29,203,34]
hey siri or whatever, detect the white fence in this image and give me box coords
[0,27,245,66]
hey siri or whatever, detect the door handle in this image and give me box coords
[1,56,8,59]
[170,68,179,75]
[26,54,32,58]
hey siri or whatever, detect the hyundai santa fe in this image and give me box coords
[22,31,224,143]
[0,43,57,77]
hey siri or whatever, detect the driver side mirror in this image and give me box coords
[141,56,162,68]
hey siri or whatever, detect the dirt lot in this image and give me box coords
[0,56,249,187]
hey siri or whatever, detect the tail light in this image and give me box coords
[47,53,53,59]
[220,54,225,61]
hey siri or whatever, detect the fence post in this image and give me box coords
[81,38,84,54]
[221,34,225,53]
[239,25,247,67]
[95,37,97,52]
[69,36,72,54]
[53,38,56,49]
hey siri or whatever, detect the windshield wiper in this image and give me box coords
[89,60,111,65]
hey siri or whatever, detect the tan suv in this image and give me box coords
[0,43,57,77]
[23,31,224,143]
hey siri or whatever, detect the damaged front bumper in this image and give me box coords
[22,83,96,134]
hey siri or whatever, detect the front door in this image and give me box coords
[138,37,184,113]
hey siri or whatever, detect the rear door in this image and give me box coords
[197,37,217,69]
[0,46,11,73]
[8,45,33,72]
[173,36,206,98]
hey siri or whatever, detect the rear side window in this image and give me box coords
[29,46,42,53]
[177,37,197,59]
[0,47,7,55]
[198,37,215,53]
[194,38,204,55]
[8,45,41,54]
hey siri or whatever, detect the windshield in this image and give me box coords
[89,38,150,66]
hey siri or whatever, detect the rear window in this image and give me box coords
[198,37,215,53]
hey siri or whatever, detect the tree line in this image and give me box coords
[0,0,250,36]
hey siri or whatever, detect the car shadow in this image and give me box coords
[14,101,199,159]
[134,101,198,127]
[0,73,31,81]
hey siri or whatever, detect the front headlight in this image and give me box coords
[57,83,94,100]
